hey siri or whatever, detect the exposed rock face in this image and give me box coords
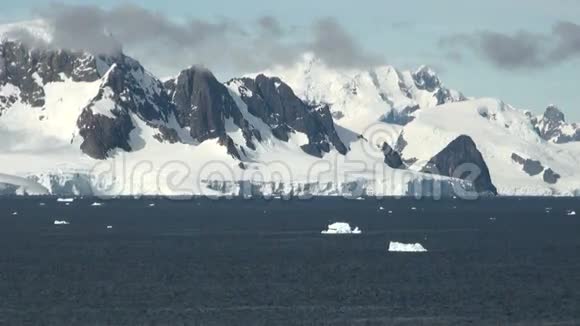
[76,57,176,159]
[413,66,442,92]
[230,75,347,157]
[382,105,419,125]
[0,41,103,108]
[533,105,580,143]
[0,41,179,159]
[543,168,561,185]
[167,67,243,142]
[511,153,544,176]
[165,66,261,158]
[422,135,497,195]
[381,143,404,169]
[412,66,466,105]
[77,108,134,160]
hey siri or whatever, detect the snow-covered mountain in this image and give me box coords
[1,23,579,197]
[531,105,580,144]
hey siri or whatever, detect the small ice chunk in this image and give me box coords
[411,207,417,211]
[321,222,362,235]
[388,241,428,253]
[39,203,46,206]
[91,202,103,207]
[379,206,385,211]
[54,220,70,225]
[567,210,577,216]
[107,225,113,229]
[12,211,18,216]
[148,203,156,207]
[57,198,74,203]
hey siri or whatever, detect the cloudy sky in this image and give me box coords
[2,0,580,120]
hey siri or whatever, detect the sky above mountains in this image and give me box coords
[1,0,579,120]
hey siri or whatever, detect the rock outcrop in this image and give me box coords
[422,135,497,195]
[230,75,347,157]
[533,105,580,144]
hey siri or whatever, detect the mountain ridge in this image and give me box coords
[1,36,579,197]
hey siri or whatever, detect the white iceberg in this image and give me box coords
[57,198,74,203]
[54,220,70,225]
[321,222,362,235]
[12,211,18,216]
[567,210,577,216]
[91,202,103,207]
[107,225,113,229]
[388,241,428,253]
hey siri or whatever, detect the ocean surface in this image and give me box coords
[0,197,579,325]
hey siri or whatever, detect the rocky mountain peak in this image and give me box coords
[166,65,248,144]
[534,105,580,144]
[230,74,348,157]
[412,65,441,92]
[543,105,565,123]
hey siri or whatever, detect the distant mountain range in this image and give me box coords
[1,22,579,197]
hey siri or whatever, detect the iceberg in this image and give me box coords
[91,202,103,207]
[388,241,428,253]
[321,222,362,235]
[57,198,75,203]
[54,220,70,225]
[567,210,577,216]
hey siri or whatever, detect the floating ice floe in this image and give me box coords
[321,222,362,235]
[379,206,385,211]
[107,225,113,229]
[57,198,74,203]
[567,210,577,216]
[54,220,70,225]
[388,241,428,253]
[12,211,18,216]
[91,202,103,207]
[411,207,417,211]
[39,203,46,206]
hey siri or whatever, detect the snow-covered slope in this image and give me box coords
[0,173,49,195]
[261,54,465,135]
[400,98,580,195]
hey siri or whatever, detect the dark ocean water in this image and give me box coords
[0,197,579,326]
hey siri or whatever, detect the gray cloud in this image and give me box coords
[15,3,381,77]
[551,21,580,62]
[440,21,580,70]
[257,16,284,37]
[310,18,381,68]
